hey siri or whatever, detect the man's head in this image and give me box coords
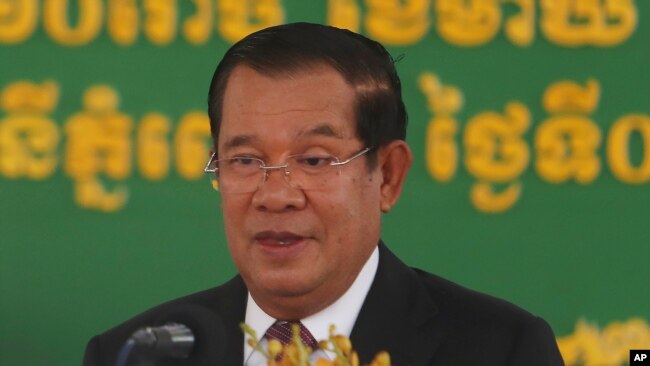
[207,23,413,319]
[207,22,407,168]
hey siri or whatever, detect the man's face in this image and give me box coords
[218,65,382,318]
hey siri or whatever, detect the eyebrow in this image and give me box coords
[297,123,345,139]
[221,123,344,152]
[222,135,258,151]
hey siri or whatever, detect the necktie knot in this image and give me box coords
[263,320,318,350]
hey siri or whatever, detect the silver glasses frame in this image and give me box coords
[203,147,372,179]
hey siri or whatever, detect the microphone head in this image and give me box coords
[129,303,227,366]
[131,323,194,359]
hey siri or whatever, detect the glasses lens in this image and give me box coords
[217,157,264,193]
[286,155,339,190]
[208,149,367,193]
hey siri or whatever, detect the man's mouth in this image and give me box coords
[254,231,306,247]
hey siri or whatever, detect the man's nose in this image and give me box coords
[251,168,306,212]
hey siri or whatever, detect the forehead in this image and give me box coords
[218,65,358,150]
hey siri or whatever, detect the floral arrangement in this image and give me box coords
[241,323,391,366]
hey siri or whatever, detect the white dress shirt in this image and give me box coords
[243,246,379,365]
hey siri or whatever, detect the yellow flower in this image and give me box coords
[333,335,352,355]
[241,322,391,366]
[268,339,283,359]
[369,351,391,366]
[283,344,300,364]
[315,359,334,366]
[350,351,360,366]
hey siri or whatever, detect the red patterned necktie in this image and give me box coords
[263,320,319,350]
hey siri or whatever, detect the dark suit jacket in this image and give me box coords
[83,243,564,366]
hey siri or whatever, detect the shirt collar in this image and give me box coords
[244,245,379,358]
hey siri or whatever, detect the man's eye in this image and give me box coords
[228,157,259,167]
[295,156,332,167]
[234,157,255,165]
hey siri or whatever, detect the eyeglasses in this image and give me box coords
[204,147,371,193]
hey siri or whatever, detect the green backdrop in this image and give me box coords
[1,1,649,365]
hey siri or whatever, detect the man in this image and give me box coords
[83,23,564,365]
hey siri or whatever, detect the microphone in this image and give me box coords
[116,304,226,366]
[130,323,194,359]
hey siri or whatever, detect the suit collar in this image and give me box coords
[350,242,442,366]
[208,275,248,366]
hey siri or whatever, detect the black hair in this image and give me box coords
[207,22,407,168]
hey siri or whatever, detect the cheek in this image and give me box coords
[322,180,379,239]
[220,196,249,239]
[221,199,251,274]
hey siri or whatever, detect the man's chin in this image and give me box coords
[260,280,315,298]
[247,272,321,299]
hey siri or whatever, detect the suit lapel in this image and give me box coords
[350,243,442,366]
[207,275,248,366]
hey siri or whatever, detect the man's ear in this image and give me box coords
[377,140,413,213]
